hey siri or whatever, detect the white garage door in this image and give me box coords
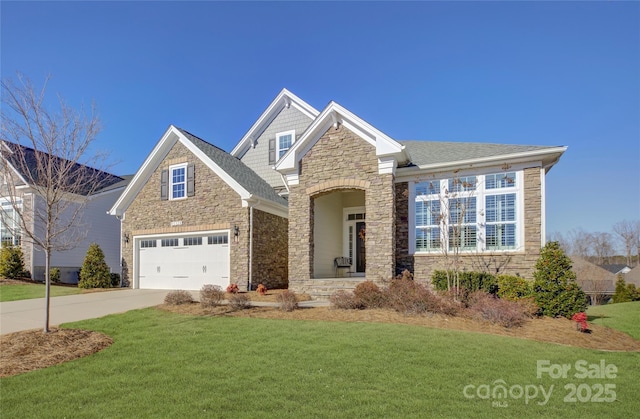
[137,232,230,290]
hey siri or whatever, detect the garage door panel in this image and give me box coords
[137,233,229,290]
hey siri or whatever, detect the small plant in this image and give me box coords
[226,283,239,294]
[49,268,61,283]
[276,290,298,312]
[110,273,121,287]
[228,293,251,310]
[353,281,386,308]
[164,290,194,305]
[330,290,362,310]
[78,243,111,289]
[396,269,414,281]
[467,292,530,328]
[0,244,25,279]
[256,284,267,296]
[200,284,225,308]
[497,275,532,301]
[571,312,589,332]
[385,279,458,315]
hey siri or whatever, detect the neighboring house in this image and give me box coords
[0,142,130,283]
[624,265,640,288]
[572,257,616,305]
[110,89,566,297]
[600,264,631,276]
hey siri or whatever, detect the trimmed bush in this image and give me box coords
[532,241,587,318]
[497,275,533,301]
[276,290,298,312]
[78,243,111,289]
[386,279,459,316]
[49,268,61,283]
[432,270,498,294]
[110,273,121,287]
[330,290,362,310]
[0,244,25,279]
[353,281,386,309]
[467,291,530,328]
[200,284,225,308]
[164,290,193,305]
[229,293,251,310]
[256,284,268,296]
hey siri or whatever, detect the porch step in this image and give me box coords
[292,278,368,301]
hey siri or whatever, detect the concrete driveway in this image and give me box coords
[0,289,171,335]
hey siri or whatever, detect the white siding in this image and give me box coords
[239,106,314,190]
[31,189,123,283]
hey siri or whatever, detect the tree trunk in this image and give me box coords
[44,250,51,333]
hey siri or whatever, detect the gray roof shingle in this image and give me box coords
[400,141,559,167]
[176,128,287,207]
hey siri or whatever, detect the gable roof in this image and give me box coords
[625,265,640,287]
[399,141,567,173]
[599,264,631,275]
[109,125,287,218]
[1,141,125,196]
[275,101,408,177]
[572,257,617,294]
[230,88,319,158]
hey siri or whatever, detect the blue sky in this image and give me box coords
[1,1,638,241]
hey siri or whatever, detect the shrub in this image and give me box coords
[353,281,386,308]
[276,290,298,312]
[396,269,414,281]
[532,242,587,318]
[0,244,25,279]
[432,270,498,294]
[110,273,121,287]
[613,277,635,303]
[497,275,532,301]
[385,279,459,316]
[49,268,61,283]
[78,243,111,289]
[164,290,194,305]
[228,293,251,310]
[200,284,225,308]
[226,283,239,294]
[256,284,267,296]
[467,291,530,328]
[330,290,362,310]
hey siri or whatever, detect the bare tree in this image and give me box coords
[591,231,615,265]
[613,220,640,267]
[565,228,593,258]
[0,74,112,332]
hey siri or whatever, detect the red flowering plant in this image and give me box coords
[256,284,268,296]
[571,312,588,332]
[226,283,239,294]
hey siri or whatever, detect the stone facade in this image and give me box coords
[122,141,288,291]
[395,166,543,283]
[287,125,395,294]
[251,208,288,289]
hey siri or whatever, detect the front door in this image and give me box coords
[355,221,366,273]
[344,209,366,276]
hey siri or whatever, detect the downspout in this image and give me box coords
[248,205,254,291]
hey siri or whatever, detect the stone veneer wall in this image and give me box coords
[122,141,259,290]
[251,208,288,289]
[395,166,543,283]
[287,125,395,294]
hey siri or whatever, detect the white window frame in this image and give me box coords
[276,130,295,160]
[409,170,524,254]
[169,163,188,200]
[0,198,22,246]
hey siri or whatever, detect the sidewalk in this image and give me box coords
[0,289,170,335]
[0,290,330,335]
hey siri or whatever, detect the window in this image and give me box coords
[208,234,228,245]
[0,199,21,246]
[276,130,295,159]
[183,237,202,246]
[161,238,179,247]
[140,240,157,248]
[412,171,521,253]
[170,164,187,199]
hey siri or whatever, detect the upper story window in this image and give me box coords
[276,130,295,159]
[171,164,187,199]
[161,163,195,201]
[412,171,522,253]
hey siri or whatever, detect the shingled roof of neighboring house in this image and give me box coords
[176,128,288,207]
[572,257,617,294]
[599,264,631,275]
[624,265,640,288]
[400,141,559,167]
[1,141,125,195]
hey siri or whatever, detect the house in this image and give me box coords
[600,264,631,276]
[0,142,129,283]
[572,257,616,305]
[624,265,640,288]
[110,89,566,297]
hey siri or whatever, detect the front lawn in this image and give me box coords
[0,282,84,302]
[1,308,638,418]
[588,301,640,339]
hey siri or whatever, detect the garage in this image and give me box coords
[136,232,230,290]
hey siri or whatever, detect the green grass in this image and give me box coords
[2,309,639,418]
[588,301,640,339]
[0,282,84,302]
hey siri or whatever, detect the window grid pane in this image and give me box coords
[171,167,186,199]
